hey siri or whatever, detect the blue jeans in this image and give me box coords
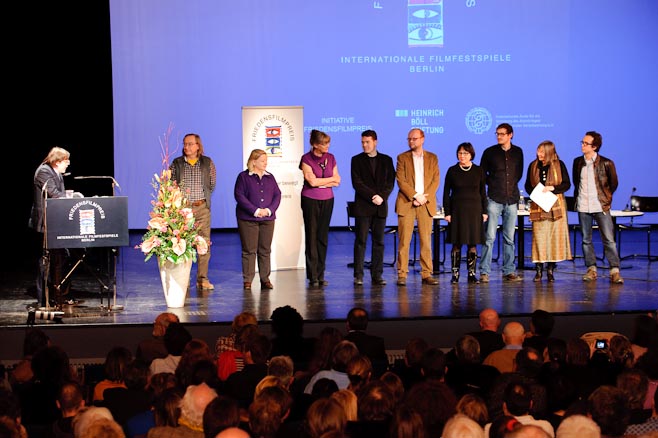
[578,211,620,269]
[480,199,518,276]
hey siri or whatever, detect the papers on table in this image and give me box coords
[530,183,558,212]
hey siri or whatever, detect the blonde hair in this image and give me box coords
[247,149,267,172]
[254,375,283,398]
[330,389,358,422]
[43,147,70,165]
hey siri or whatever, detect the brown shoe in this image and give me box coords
[396,277,407,286]
[479,273,489,283]
[198,280,215,290]
[503,273,523,282]
[610,272,624,284]
[582,268,597,282]
[243,282,252,290]
[261,281,274,290]
[422,276,439,285]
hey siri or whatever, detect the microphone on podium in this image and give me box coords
[74,175,122,192]
[624,187,637,211]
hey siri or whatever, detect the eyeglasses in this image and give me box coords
[184,142,198,147]
[581,141,593,146]
[495,132,509,137]
[407,137,422,141]
[457,151,470,156]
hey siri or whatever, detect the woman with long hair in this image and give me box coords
[524,140,572,282]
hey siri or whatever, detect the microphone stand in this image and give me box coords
[41,181,51,310]
[109,178,123,312]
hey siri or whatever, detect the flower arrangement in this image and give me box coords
[136,124,208,264]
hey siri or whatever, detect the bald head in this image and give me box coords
[502,322,525,346]
[479,309,501,331]
[215,427,251,438]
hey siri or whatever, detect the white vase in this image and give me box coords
[158,259,192,308]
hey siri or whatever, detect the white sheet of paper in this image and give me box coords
[530,182,558,212]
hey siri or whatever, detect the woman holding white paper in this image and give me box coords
[524,141,572,282]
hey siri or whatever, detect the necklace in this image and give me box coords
[459,164,472,171]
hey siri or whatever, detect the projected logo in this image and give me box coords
[408,0,444,48]
[79,209,96,235]
[265,126,282,156]
[465,107,492,135]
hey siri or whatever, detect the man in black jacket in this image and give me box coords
[344,307,388,377]
[350,130,396,286]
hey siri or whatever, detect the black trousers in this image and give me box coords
[354,215,386,280]
[301,196,334,281]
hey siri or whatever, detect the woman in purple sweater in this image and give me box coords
[234,149,281,290]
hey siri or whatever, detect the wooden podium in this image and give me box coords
[45,196,129,310]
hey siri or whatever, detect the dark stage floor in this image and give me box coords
[1,229,656,361]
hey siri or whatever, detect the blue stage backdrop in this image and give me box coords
[109,0,658,229]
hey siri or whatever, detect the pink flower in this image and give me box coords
[141,235,161,254]
[195,236,209,255]
[148,217,168,232]
[171,237,186,256]
[181,208,193,219]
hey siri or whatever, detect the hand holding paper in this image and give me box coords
[530,182,558,212]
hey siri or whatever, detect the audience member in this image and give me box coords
[102,360,152,428]
[523,309,555,355]
[217,324,259,381]
[345,355,372,394]
[483,322,525,374]
[390,337,428,390]
[0,388,28,438]
[484,381,554,438]
[202,395,240,438]
[305,398,346,438]
[150,323,192,377]
[470,309,505,362]
[330,389,357,422]
[379,371,405,407]
[404,379,457,437]
[124,372,178,438]
[81,417,126,438]
[148,383,217,438]
[267,356,294,389]
[624,386,658,437]
[442,413,484,438]
[269,306,316,372]
[224,334,272,409]
[344,307,388,377]
[555,414,600,438]
[9,328,50,386]
[616,368,652,425]
[51,380,85,438]
[505,424,551,438]
[136,312,180,365]
[446,334,500,398]
[93,347,133,402]
[72,406,115,438]
[419,347,448,382]
[304,341,359,394]
[630,314,658,363]
[350,381,395,437]
[248,385,293,438]
[151,388,183,429]
[389,404,425,438]
[175,339,213,390]
[456,393,489,427]
[214,428,250,438]
[488,415,520,438]
[587,385,630,438]
[214,312,257,359]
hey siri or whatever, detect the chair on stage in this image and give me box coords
[617,195,658,261]
[346,201,397,268]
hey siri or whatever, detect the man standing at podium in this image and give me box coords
[170,133,217,290]
[29,147,71,307]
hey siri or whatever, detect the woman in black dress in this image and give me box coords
[443,142,488,283]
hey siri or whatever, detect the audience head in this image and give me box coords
[502,322,525,346]
[179,382,218,430]
[203,395,240,438]
[346,354,372,391]
[163,322,193,356]
[305,398,347,438]
[231,311,257,334]
[149,372,177,396]
[102,346,133,382]
[152,312,179,337]
[0,388,22,424]
[270,305,304,339]
[608,334,634,367]
[479,309,501,331]
[442,413,484,438]
[455,335,481,364]
[189,359,220,388]
[311,378,339,399]
[330,340,359,373]
[545,372,577,414]
[123,360,150,390]
[631,314,658,348]
[513,347,542,377]
[529,309,555,337]
[214,427,250,438]
[153,387,183,427]
[31,345,73,386]
[566,337,590,366]
[57,381,86,417]
[235,324,260,353]
[489,415,521,438]
[268,355,294,387]
[404,380,458,436]
[379,371,405,406]
[616,368,649,409]
[330,389,358,422]
[249,387,291,438]
[555,414,601,438]
[79,418,125,438]
[544,337,567,364]
[356,380,395,422]
[254,375,284,398]
[455,393,488,427]
[420,347,447,380]
[0,417,25,438]
[506,424,550,438]
[246,334,272,365]
[502,382,532,416]
[346,307,369,331]
[404,337,429,367]
[22,327,50,357]
[390,405,425,438]
[72,406,114,438]
[587,385,630,437]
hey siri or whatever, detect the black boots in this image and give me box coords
[467,252,479,283]
[534,263,543,282]
[451,251,461,284]
[546,262,556,282]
